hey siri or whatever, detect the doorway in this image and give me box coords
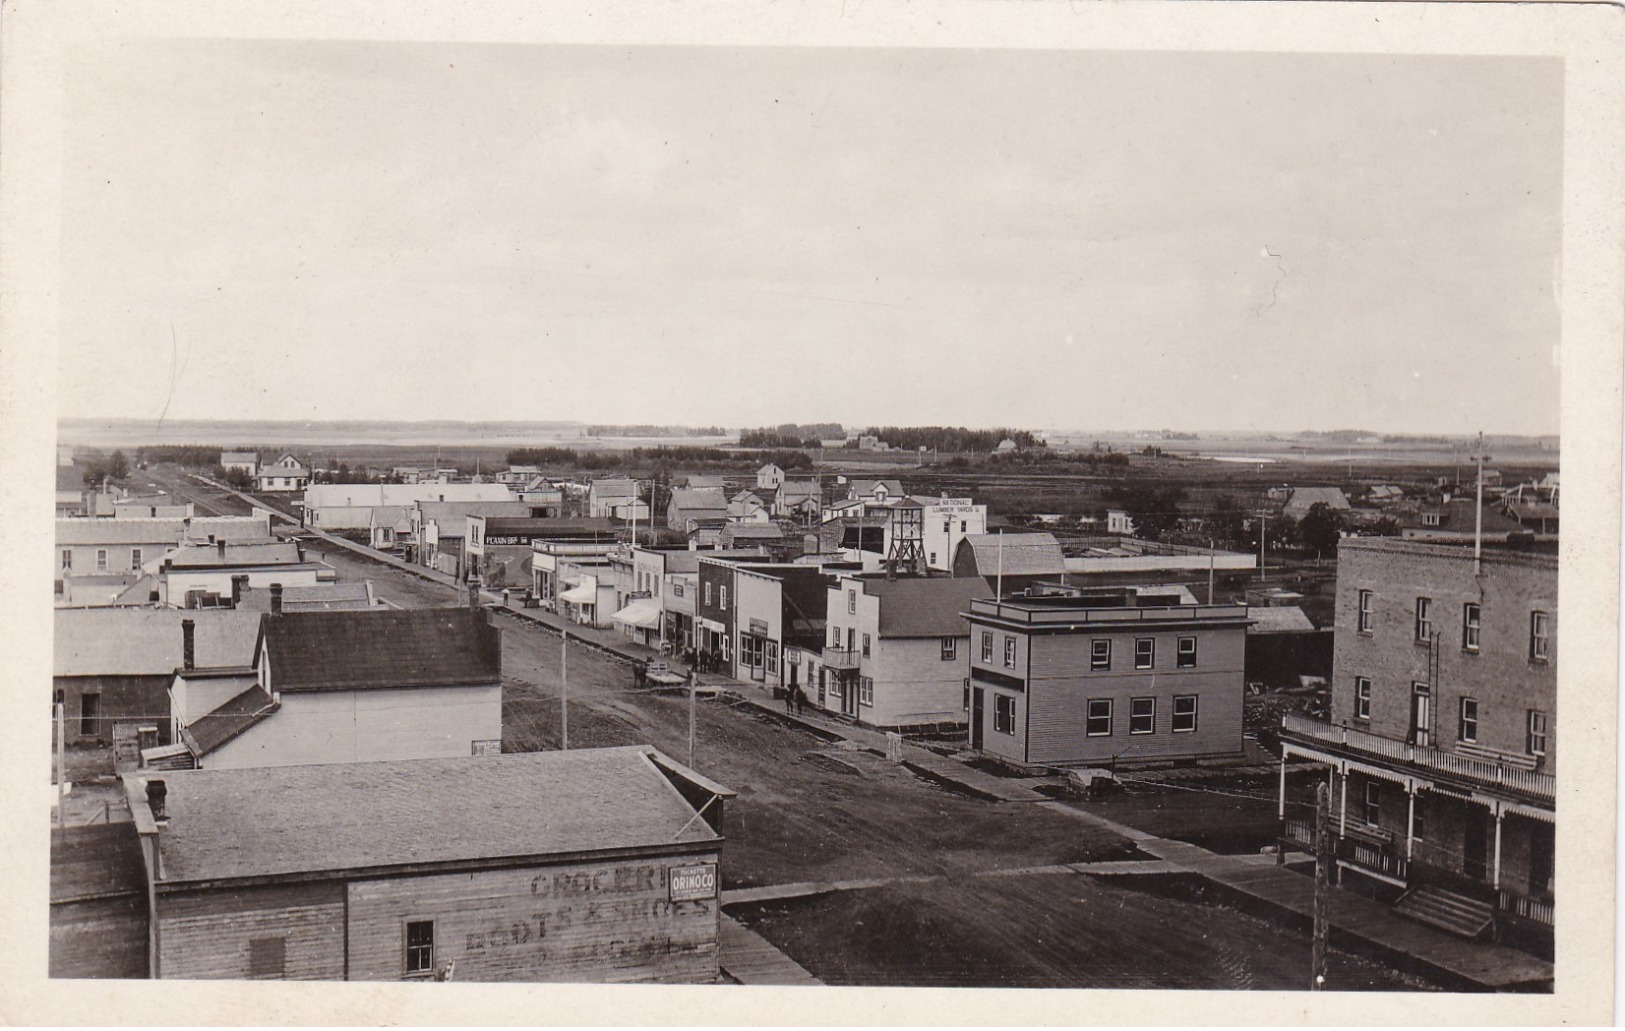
[971,688,985,749]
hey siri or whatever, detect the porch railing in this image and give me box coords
[1281,713,1555,803]
[1498,889,1555,927]
[821,648,862,670]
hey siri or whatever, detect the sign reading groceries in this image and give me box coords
[669,863,718,901]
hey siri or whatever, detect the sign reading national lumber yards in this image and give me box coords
[669,863,718,902]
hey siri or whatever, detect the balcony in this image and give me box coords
[1280,713,1554,805]
[821,648,862,671]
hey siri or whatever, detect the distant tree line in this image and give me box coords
[79,449,130,486]
[738,423,845,448]
[583,424,727,437]
[859,427,1046,453]
[135,445,223,469]
[938,449,1130,470]
[505,446,813,472]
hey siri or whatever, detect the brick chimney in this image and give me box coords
[181,619,195,671]
[231,574,248,605]
[216,539,227,559]
[146,779,167,822]
[270,582,283,615]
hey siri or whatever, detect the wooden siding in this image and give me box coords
[345,854,721,983]
[864,637,966,727]
[1015,627,1246,765]
[54,674,173,746]
[204,684,502,769]
[50,895,149,979]
[157,881,345,980]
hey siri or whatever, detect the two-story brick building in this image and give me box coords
[1277,537,1556,941]
[961,584,1249,766]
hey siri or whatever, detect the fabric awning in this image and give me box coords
[559,583,599,605]
[611,598,662,630]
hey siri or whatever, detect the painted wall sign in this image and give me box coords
[669,863,718,901]
[748,618,769,635]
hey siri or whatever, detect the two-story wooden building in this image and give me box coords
[816,575,988,730]
[1278,537,1556,942]
[961,584,1249,766]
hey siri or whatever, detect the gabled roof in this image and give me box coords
[866,576,993,638]
[54,608,261,677]
[145,747,729,884]
[724,523,785,540]
[238,582,374,613]
[953,533,1068,576]
[185,684,278,755]
[669,488,730,512]
[683,475,727,490]
[849,479,904,498]
[1282,487,1351,514]
[258,607,502,692]
[590,478,639,498]
[162,541,305,568]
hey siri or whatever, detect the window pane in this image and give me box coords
[405,920,435,974]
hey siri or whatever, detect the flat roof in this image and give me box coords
[139,747,726,885]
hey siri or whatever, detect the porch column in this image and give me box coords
[1338,765,1348,836]
[1492,803,1504,890]
[1278,751,1287,819]
[1405,781,1416,861]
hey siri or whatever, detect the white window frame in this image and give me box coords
[1357,590,1374,633]
[1415,596,1432,642]
[1527,710,1548,756]
[941,636,957,661]
[1003,636,1017,669]
[847,589,856,615]
[861,633,871,658]
[1091,640,1111,671]
[1530,611,1551,663]
[1176,636,1197,669]
[1363,782,1381,827]
[1172,694,1198,733]
[981,631,993,662]
[994,694,1016,735]
[1134,638,1154,670]
[719,585,728,611]
[1459,697,1479,743]
[1354,677,1371,721]
[95,549,108,573]
[1130,697,1156,735]
[60,549,71,571]
[1086,699,1113,737]
[404,919,436,976]
[859,677,874,706]
[1463,603,1481,653]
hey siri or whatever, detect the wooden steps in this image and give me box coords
[1394,885,1495,939]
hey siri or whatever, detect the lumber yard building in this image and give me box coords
[1278,537,1556,942]
[120,747,734,982]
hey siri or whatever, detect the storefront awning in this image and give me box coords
[559,583,598,605]
[611,597,662,630]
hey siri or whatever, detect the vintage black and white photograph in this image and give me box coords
[3,1,1620,1024]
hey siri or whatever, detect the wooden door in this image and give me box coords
[971,688,985,749]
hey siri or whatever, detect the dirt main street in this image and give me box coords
[308,541,1445,991]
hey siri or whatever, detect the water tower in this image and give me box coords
[885,497,926,578]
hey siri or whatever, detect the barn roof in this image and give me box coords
[144,747,729,884]
[953,533,1068,576]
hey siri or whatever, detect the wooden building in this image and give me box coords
[125,747,734,982]
[962,584,1249,766]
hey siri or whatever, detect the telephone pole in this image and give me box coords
[560,632,570,751]
[1312,779,1332,990]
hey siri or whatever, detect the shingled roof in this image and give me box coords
[258,608,501,692]
[867,576,993,638]
[145,747,728,884]
[185,684,278,755]
[55,608,261,677]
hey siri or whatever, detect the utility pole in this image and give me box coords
[1257,509,1268,582]
[996,528,1004,601]
[1472,432,1490,576]
[560,632,570,751]
[1312,779,1332,990]
[688,667,697,769]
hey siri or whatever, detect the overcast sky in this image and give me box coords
[57,43,1562,434]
